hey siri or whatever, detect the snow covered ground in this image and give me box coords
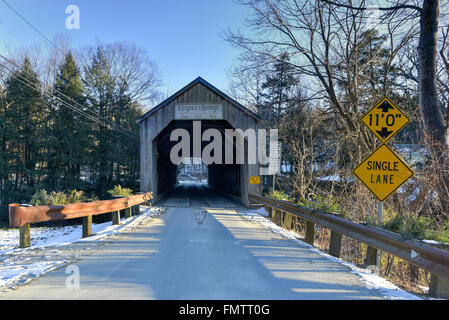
[0,206,165,290]
[238,207,423,300]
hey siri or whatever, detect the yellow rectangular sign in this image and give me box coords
[353,144,414,201]
[249,177,261,185]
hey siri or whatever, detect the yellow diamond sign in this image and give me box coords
[361,97,410,144]
[353,144,414,201]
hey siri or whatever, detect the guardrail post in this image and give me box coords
[328,212,344,258]
[284,212,293,230]
[112,211,120,225]
[364,246,378,267]
[82,216,92,238]
[272,209,279,225]
[305,221,315,245]
[329,230,343,258]
[265,206,272,219]
[20,223,30,248]
[125,207,132,218]
[429,274,449,299]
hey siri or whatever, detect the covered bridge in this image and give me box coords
[137,77,262,206]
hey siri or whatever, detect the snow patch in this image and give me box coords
[0,206,165,289]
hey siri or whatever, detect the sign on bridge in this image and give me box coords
[250,176,261,184]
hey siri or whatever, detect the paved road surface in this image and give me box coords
[0,184,384,300]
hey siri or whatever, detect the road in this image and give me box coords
[0,184,384,300]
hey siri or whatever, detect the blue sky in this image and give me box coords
[0,0,252,100]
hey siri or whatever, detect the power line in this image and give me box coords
[1,0,139,116]
[0,53,137,136]
[0,0,64,55]
[0,0,140,139]
[0,53,103,120]
[0,61,138,139]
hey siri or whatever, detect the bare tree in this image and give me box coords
[320,0,449,214]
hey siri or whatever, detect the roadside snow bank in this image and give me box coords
[0,206,165,289]
[238,208,421,300]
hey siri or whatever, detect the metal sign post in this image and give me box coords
[378,201,383,225]
[354,97,414,273]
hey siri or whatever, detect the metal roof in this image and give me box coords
[137,76,260,123]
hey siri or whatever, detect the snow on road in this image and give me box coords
[238,208,421,300]
[0,206,165,289]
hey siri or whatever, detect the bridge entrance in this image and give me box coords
[137,77,261,206]
[177,158,208,184]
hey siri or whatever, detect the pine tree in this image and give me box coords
[261,52,298,123]
[47,51,91,189]
[83,47,116,197]
[5,57,45,189]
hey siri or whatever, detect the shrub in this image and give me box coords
[107,185,133,197]
[67,189,86,203]
[298,195,348,217]
[30,189,87,206]
[266,189,294,202]
[266,190,347,217]
[383,215,449,243]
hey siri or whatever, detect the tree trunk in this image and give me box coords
[418,0,445,147]
[417,0,449,215]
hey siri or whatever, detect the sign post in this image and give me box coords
[378,201,383,225]
[354,97,414,271]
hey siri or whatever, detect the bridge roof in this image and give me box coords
[137,76,260,123]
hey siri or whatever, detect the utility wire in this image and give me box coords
[0,0,140,139]
[0,53,101,119]
[0,53,138,138]
[0,0,65,55]
[0,61,138,139]
[1,0,139,118]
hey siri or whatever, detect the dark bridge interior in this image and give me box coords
[155,120,243,201]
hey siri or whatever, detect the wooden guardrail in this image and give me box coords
[9,192,153,248]
[248,193,449,298]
